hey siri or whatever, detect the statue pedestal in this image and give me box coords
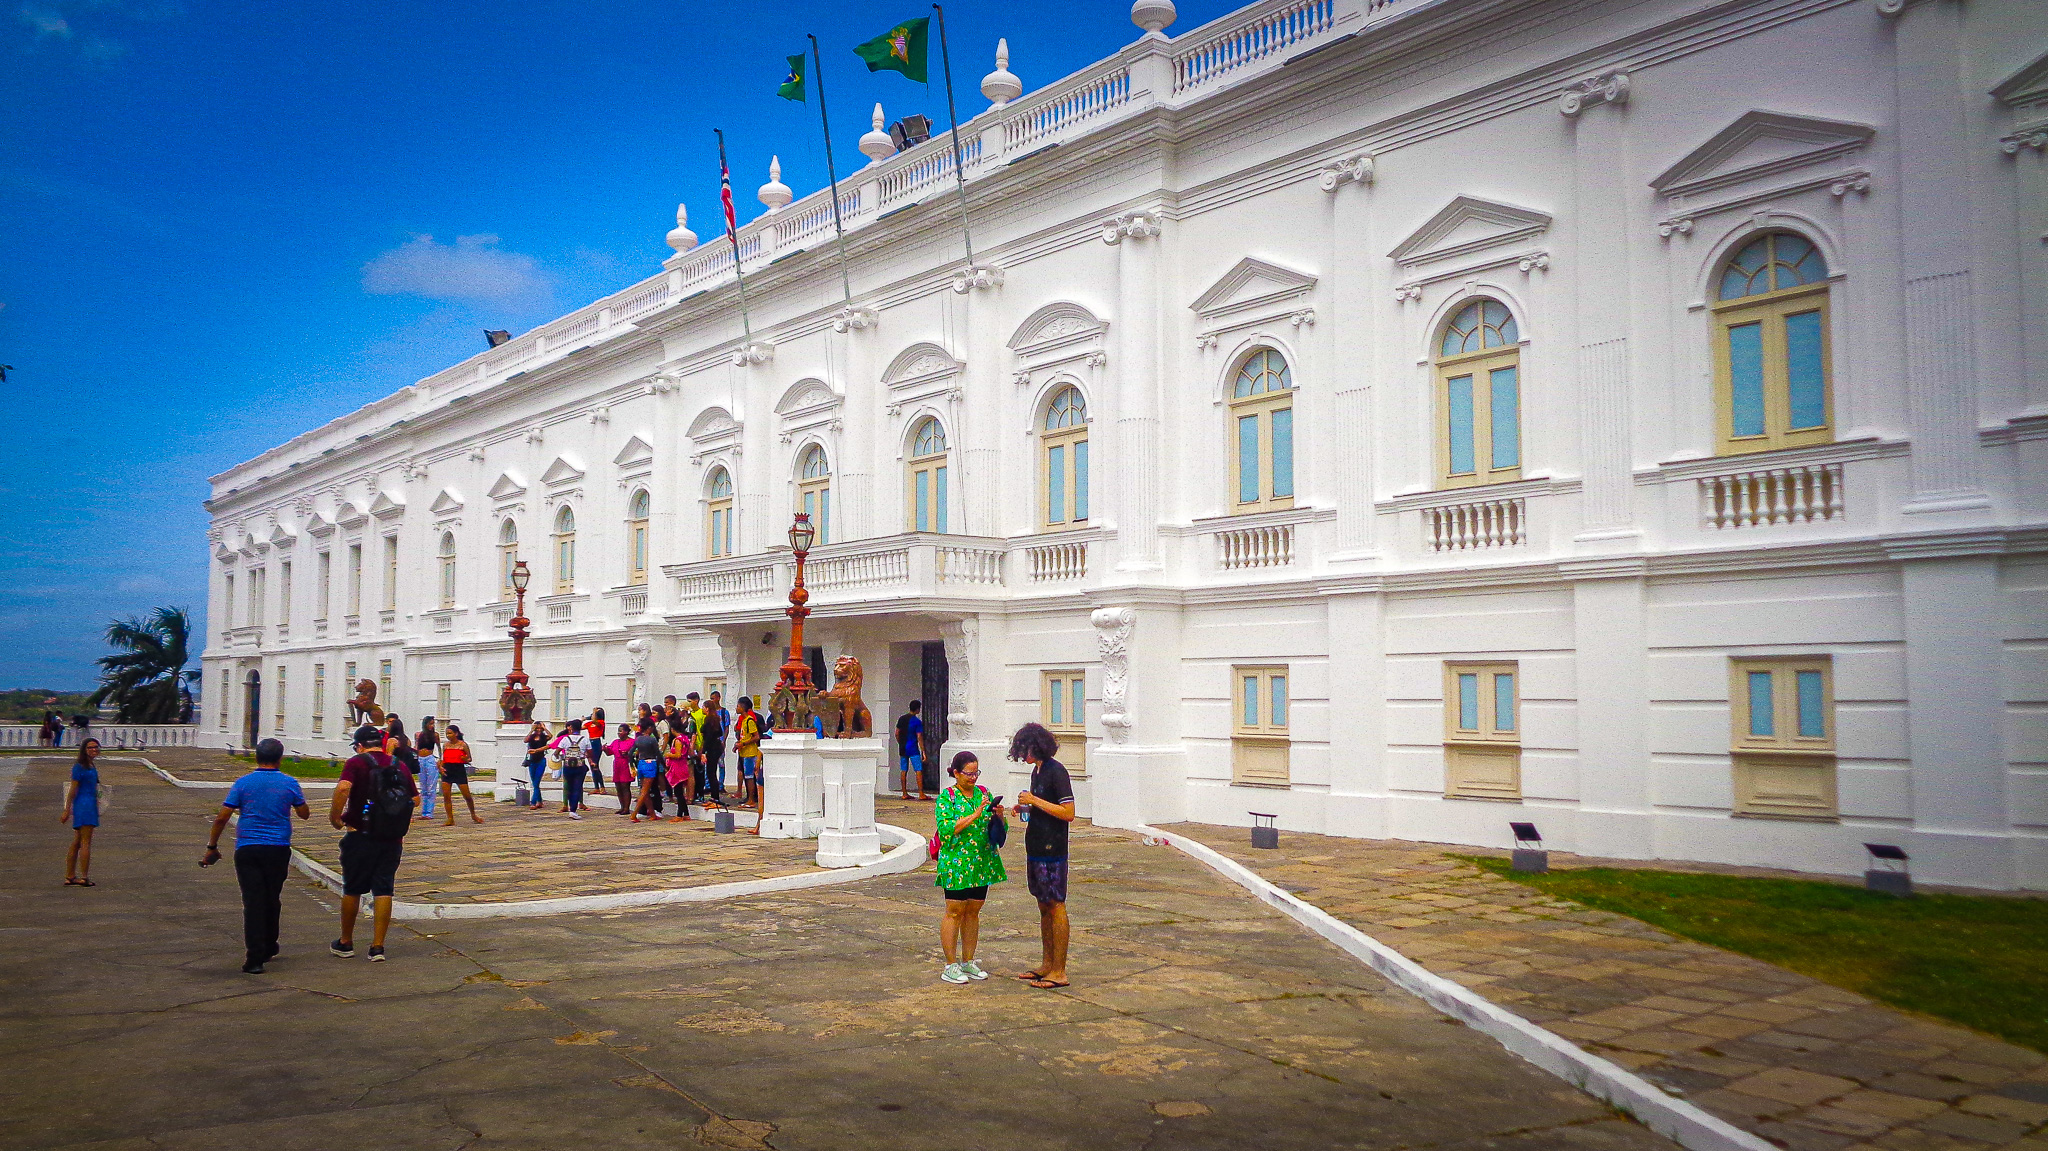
[492,727,531,803]
[760,732,825,839]
[816,738,887,867]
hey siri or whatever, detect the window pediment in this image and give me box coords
[612,435,654,469]
[1009,302,1108,358]
[540,456,586,486]
[1388,197,1551,268]
[688,406,742,441]
[266,522,297,549]
[882,342,963,390]
[429,488,465,517]
[1190,258,1317,324]
[304,511,334,538]
[334,500,368,528]
[775,378,841,420]
[369,491,406,520]
[1649,111,1875,201]
[487,472,527,502]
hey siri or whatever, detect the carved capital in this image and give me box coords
[588,406,611,425]
[1517,253,1551,274]
[950,264,1005,293]
[1317,153,1374,192]
[2002,127,2048,155]
[1289,307,1316,327]
[1559,71,1629,117]
[1195,331,1220,350]
[1393,284,1424,305]
[829,306,878,333]
[731,342,775,367]
[1099,212,1162,245]
[1829,172,1873,197]
[1656,217,1696,240]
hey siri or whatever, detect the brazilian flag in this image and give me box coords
[854,16,928,83]
[778,52,805,102]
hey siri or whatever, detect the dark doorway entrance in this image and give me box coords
[243,670,262,751]
[919,641,949,791]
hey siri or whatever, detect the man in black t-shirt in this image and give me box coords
[1010,723,1077,989]
[328,725,418,962]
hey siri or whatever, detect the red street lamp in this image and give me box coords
[497,559,537,724]
[768,513,818,732]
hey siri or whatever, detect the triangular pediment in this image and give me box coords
[775,379,839,417]
[882,342,963,387]
[540,456,585,486]
[429,488,465,516]
[1649,111,1875,200]
[1993,50,2048,117]
[369,491,405,519]
[612,436,654,468]
[266,522,296,546]
[334,500,368,527]
[303,511,333,537]
[688,406,741,440]
[1009,302,1108,354]
[1190,258,1317,321]
[1388,198,1550,267]
[487,472,527,502]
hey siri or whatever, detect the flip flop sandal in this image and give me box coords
[76,879,96,887]
[63,878,83,886]
[1016,970,1047,982]
[1027,978,1069,990]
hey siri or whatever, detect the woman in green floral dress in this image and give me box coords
[934,751,1006,984]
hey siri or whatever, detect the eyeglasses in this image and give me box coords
[956,768,981,776]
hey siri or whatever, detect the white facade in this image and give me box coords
[202,0,2048,888]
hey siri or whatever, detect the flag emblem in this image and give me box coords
[854,16,929,83]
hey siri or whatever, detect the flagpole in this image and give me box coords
[807,34,856,308]
[713,128,756,347]
[930,3,976,271]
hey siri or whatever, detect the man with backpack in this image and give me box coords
[894,700,929,801]
[328,724,417,962]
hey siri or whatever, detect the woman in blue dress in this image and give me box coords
[62,737,102,887]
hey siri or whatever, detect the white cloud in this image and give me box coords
[19,6,70,37]
[361,233,552,308]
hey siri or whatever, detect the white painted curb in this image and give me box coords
[135,757,338,790]
[1133,825,1775,1151]
[286,823,927,920]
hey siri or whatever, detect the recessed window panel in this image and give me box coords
[1448,375,1476,474]
[1796,670,1825,739]
[1748,671,1775,737]
[1489,366,1519,470]
[1785,310,1827,430]
[1271,408,1294,499]
[1728,323,1766,438]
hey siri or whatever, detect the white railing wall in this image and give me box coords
[0,724,199,750]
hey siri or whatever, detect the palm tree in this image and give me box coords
[90,607,201,723]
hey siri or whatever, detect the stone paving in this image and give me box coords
[1166,823,2048,1151]
[0,755,1678,1150]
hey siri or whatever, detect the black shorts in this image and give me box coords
[944,886,989,901]
[339,831,404,897]
[1026,858,1068,905]
[442,763,469,785]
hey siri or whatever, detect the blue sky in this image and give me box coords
[0,0,1231,690]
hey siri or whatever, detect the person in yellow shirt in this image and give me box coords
[732,696,763,810]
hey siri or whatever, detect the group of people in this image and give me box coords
[517,691,765,825]
[38,710,89,748]
[929,722,1078,990]
[56,693,1083,989]
[369,714,483,826]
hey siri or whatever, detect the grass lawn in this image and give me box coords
[225,754,348,779]
[1467,857,2048,1055]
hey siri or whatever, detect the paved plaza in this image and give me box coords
[0,754,1680,1150]
[1169,825,2048,1151]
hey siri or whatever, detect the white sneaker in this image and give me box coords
[940,963,971,984]
[961,960,989,981]
[568,812,583,820]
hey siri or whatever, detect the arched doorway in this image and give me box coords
[243,670,262,751]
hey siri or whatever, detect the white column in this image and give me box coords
[961,283,1002,538]
[1111,215,1164,572]
[1328,158,1379,560]
[837,327,878,541]
[1899,553,2009,885]
[759,730,825,838]
[1569,98,1638,545]
[816,737,886,866]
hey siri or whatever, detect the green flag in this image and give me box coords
[853,16,928,83]
[777,52,805,102]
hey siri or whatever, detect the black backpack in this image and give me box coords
[357,756,414,841]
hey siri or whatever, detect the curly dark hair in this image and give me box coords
[1007,722,1059,764]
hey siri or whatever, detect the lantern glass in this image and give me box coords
[510,559,531,593]
[789,513,816,553]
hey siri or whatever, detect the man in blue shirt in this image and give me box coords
[893,700,928,801]
[202,738,309,974]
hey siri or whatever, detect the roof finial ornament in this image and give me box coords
[667,203,698,255]
[982,38,1021,107]
[1132,0,1176,34]
[859,102,896,164]
[758,156,792,214]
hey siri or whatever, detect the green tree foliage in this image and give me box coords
[0,690,95,724]
[89,607,200,723]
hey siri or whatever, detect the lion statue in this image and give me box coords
[817,655,873,739]
[347,679,386,728]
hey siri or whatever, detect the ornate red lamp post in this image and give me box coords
[497,560,537,724]
[768,513,818,732]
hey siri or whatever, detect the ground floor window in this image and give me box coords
[218,668,230,730]
[312,664,326,734]
[378,660,393,718]
[436,683,453,723]
[550,681,570,723]
[1443,661,1521,800]
[274,666,287,733]
[1729,655,1836,819]
[1041,670,1086,775]
[1231,665,1290,787]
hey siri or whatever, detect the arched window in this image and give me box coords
[797,445,832,545]
[626,489,650,585]
[908,417,949,533]
[1713,232,1832,454]
[1435,299,1522,489]
[498,519,519,601]
[1041,386,1089,530]
[706,467,735,558]
[1230,349,1295,513]
[437,531,457,609]
[552,505,576,593]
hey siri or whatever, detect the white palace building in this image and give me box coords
[201,0,2048,888]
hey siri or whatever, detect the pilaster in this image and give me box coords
[1327,155,1379,560]
[1899,553,2008,885]
[1570,566,1652,859]
[1568,92,1638,544]
[1109,212,1164,572]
